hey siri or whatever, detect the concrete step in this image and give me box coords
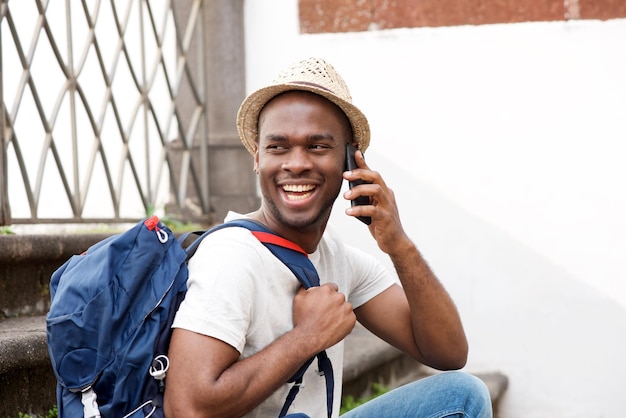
[0,316,507,417]
[343,323,508,416]
[0,316,56,417]
[0,234,507,416]
[0,234,110,319]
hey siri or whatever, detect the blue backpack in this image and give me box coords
[46,216,333,418]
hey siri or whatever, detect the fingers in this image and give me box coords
[318,282,339,292]
[342,155,408,247]
[293,283,356,351]
[297,282,339,294]
[343,180,392,223]
[343,154,379,185]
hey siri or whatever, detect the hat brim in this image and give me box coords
[237,83,370,155]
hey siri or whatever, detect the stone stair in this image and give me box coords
[0,233,508,417]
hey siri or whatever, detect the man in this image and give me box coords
[164,57,491,417]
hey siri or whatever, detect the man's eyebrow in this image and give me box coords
[262,134,288,141]
[308,133,337,142]
[261,133,337,142]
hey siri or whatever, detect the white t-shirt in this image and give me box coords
[172,212,395,417]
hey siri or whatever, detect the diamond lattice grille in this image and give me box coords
[1,0,208,224]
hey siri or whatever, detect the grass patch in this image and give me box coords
[340,383,389,414]
[0,226,15,235]
[8,406,58,418]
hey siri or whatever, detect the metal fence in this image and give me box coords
[0,0,212,225]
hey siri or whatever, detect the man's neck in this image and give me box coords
[247,209,327,254]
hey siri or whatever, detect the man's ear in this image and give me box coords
[253,143,259,172]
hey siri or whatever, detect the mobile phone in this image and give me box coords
[345,144,372,225]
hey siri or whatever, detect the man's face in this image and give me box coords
[255,91,352,231]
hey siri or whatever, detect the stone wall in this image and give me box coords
[298,0,626,33]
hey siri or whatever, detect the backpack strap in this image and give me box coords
[182,219,334,418]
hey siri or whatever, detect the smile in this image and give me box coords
[282,184,316,201]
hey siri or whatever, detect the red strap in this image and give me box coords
[251,231,308,256]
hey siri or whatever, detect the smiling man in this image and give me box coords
[254,90,350,243]
[164,58,492,418]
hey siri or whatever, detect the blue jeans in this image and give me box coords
[341,371,492,418]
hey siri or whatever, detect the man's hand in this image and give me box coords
[292,283,356,353]
[343,149,410,257]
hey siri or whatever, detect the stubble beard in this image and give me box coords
[262,182,342,230]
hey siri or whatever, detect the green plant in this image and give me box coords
[0,226,15,235]
[145,206,203,233]
[9,406,58,418]
[340,383,389,414]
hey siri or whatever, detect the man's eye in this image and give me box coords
[310,144,329,150]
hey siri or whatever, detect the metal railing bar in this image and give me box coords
[0,0,7,20]
[93,0,157,215]
[172,1,202,104]
[33,82,74,216]
[145,0,179,100]
[115,98,150,214]
[111,2,145,97]
[86,92,121,216]
[145,0,169,50]
[72,24,96,77]
[10,216,146,225]
[109,4,153,215]
[5,13,33,121]
[20,74,75,218]
[79,0,112,89]
[167,107,198,208]
[104,88,131,213]
[182,106,205,203]
[41,131,77,215]
[145,101,181,209]
[180,1,201,55]
[195,1,210,214]
[72,82,119,215]
[107,0,135,89]
[169,1,208,212]
[65,0,82,217]
[183,105,203,149]
[137,0,152,203]
[0,2,8,225]
[79,0,102,34]
[4,118,36,217]
[38,2,71,79]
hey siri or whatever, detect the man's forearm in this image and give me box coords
[165,328,319,418]
[389,238,468,370]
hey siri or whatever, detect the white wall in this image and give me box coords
[243,1,626,417]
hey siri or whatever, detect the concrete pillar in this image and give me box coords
[203,0,259,223]
[170,0,258,226]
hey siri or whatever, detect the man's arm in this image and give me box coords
[344,150,468,370]
[164,283,356,417]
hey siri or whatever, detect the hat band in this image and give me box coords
[288,81,335,95]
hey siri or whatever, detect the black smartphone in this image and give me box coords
[345,144,372,225]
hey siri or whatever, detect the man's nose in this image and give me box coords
[282,148,312,173]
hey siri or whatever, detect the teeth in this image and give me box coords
[287,193,310,201]
[282,184,315,201]
[283,184,315,192]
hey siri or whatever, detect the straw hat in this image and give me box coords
[237,57,370,155]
